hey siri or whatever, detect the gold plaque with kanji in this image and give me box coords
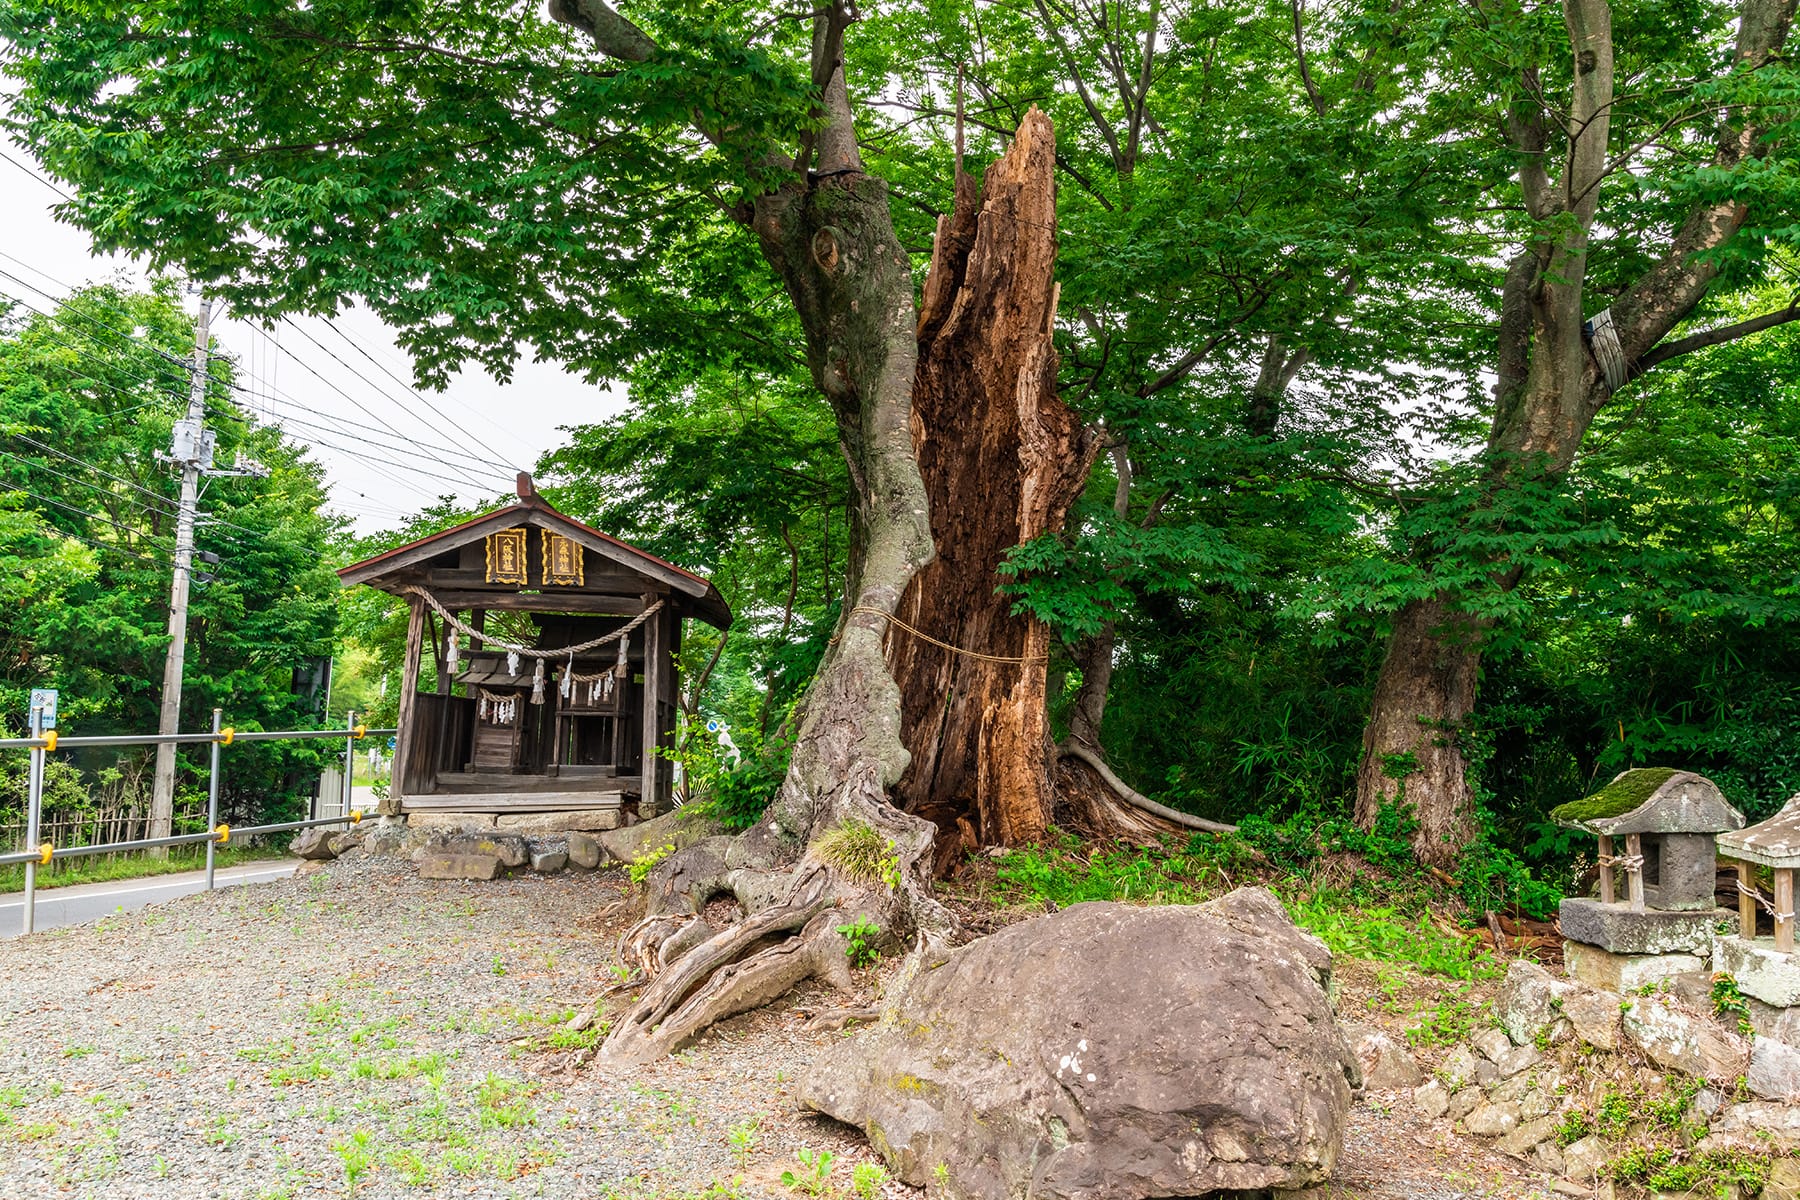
[485,528,529,584]
[541,530,584,586]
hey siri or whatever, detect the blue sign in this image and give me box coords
[28,689,57,729]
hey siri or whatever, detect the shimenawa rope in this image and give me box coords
[843,605,1046,665]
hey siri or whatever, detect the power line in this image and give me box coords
[1,483,175,546]
[316,315,532,468]
[268,316,514,491]
[0,150,72,201]
[0,446,180,518]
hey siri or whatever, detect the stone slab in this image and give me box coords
[417,852,502,881]
[1715,934,1800,1007]
[1564,940,1707,993]
[1559,897,1720,955]
[494,810,623,834]
[529,848,568,873]
[405,811,498,830]
[1749,1035,1800,1102]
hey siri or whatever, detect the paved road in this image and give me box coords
[0,859,301,938]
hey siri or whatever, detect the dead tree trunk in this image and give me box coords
[1353,0,1797,866]
[888,109,1098,852]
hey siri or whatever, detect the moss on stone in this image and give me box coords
[1550,768,1680,827]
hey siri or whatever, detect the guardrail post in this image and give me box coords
[23,703,44,935]
[205,708,222,892]
[341,709,355,820]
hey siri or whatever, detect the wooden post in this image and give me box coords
[1739,862,1758,940]
[1598,834,1616,904]
[1626,833,1646,912]
[435,612,450,696]
[387,594,426,811]
[471,609,486,651]
[639,593,662,816]
[1778,868,1795,954]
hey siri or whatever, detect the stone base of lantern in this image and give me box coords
[1716,934,1800,1008]
[1564,940,1708,993]
[1558,897,1720,955]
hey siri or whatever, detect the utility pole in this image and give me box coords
[149,298,267,853]
[148,296,214,852]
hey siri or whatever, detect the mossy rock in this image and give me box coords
[1551,768,1680,828]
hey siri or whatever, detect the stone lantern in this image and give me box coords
[1716,794,1800,1008]
[1552,768,1744,991]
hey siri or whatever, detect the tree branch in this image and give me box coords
[1634,302,1800,371]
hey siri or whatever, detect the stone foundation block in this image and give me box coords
[1564,940,1707,993]
[407,812,498,830]
[1559,897,1721,955]
[1716,934,1800,1007]
[417,852,502,881]
[494,810,623,834]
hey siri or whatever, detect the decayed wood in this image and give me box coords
[388,595,427,808]
[889,107,1098,848]
[1599,835,1617,905]
[1740,861,1757,939]
[1057,743,1237,834]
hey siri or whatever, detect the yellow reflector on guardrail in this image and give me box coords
[219,727,234,745]
[37,843,51,866]
[215,823,230,846]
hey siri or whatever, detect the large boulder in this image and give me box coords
[801,888,1358,1200]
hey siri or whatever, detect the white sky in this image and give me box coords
[1,135,628,534]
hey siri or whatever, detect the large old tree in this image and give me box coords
[0,0,1154,1057]
[1350,0,1800,863]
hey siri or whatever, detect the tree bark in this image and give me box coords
[888,108,1099,849]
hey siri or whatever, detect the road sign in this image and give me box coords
[28,689,57,729]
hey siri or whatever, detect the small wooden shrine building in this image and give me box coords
[338,476,730,820]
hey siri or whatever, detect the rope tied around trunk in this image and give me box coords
[841,605,1047,665]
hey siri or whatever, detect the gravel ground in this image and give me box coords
[0,853,887,1200]
[0,853,1551,1200]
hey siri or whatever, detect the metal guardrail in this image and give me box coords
[8,705,397,935]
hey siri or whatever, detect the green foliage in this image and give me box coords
[779,1147,834,1196]
[1712,974,1756,1037]
[668,715,789,832]
[835,917,881,969]
[627,845,676,887]
[850,1162,888,1199]
[1406,987,1488,1048]
[0,283,340,826]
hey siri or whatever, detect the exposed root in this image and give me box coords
[1057,741,1237,835]
[599,869,845,1066]
[618,913,701,978]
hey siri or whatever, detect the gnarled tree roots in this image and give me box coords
[596,768,956,1067]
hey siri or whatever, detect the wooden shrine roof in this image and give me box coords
[337,474,731,628]
[1720,794,1800,869]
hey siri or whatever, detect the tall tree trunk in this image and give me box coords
[888,108,1098,848]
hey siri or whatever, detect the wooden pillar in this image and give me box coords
[1778,868,1795,954]
[1598,835,1616,904]
[639,593,663,816]
[471,609,486,650]
[386,594,427,813]
[1626,833,1646,912]
[1739,862,1758,940]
